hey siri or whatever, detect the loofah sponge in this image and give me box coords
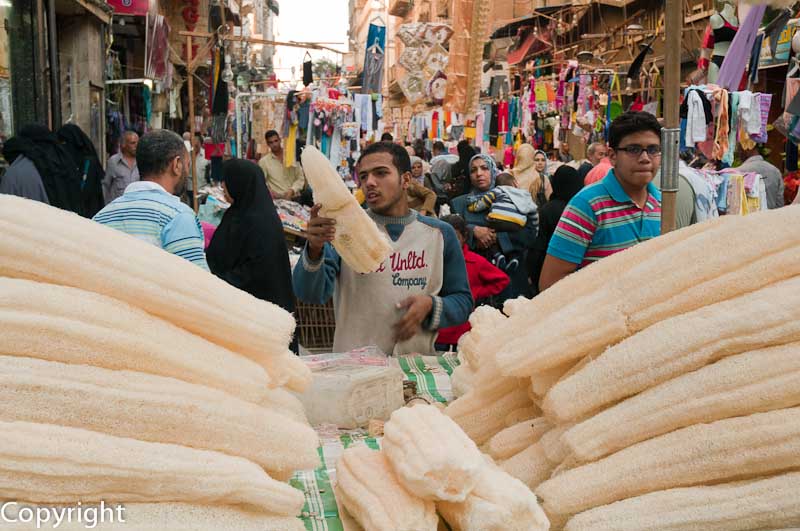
[382,404,483,502]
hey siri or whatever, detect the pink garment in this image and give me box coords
[475,111,485,147]
[503,146,515,168]
[498,101,509,133]
[201,221,217,250]
[584,158,613,186]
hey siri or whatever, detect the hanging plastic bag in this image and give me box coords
[608,74,623,120]
[302,51,313,86]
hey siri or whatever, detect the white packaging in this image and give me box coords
[297,364,405,429]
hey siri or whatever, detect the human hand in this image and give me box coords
[306,204,336,260]
[473,226,496,249]
[393,295,434,342]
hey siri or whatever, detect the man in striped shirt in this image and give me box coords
[539,112,662,291]
[93,130,209,270]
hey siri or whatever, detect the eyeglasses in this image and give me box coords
[616,145,662,157]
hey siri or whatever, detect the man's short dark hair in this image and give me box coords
[265,130,280,141]
[433,141,445,153]
[358,141,411,175]
[136,129,186,178]
[608,112,662,149]
[380,132,394,142]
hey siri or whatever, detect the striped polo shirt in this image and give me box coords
[548,169,661,267]
[93,181,209,270]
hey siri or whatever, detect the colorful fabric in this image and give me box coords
[548,169,661,267]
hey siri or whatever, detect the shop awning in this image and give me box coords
[491,6,567,39]
[507,30,550,65]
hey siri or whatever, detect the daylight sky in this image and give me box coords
[272,0,350,87]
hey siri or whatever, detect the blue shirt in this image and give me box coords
[548,170,661,267]
[93,181,209,270]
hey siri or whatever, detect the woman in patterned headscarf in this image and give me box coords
[450,153,539,298]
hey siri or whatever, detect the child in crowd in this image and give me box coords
[466,172,538,270]
[435,214,509,350]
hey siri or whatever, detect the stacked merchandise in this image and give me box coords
[336,404,550,531]
[397,22,454,106]
[274,199,311,233]
[445,207,800,530]
[0,195,320,529]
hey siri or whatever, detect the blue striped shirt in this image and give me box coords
[93,181,209,270]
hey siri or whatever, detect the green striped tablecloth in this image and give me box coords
[294,353,460,531]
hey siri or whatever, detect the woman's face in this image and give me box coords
[470,159,492,191]
[221,181,233,204]
[534,154,547,173]
[412,161,424,178]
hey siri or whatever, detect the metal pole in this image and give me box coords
[187,35,198,213]
[35,0,47,125]
[46,0,61,128]
[661,0,682,234]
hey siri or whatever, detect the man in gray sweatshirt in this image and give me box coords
[293,142,473,356]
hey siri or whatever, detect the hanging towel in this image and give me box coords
[716,4,767,91]
[685,90,708,147]
[713,89,729,161]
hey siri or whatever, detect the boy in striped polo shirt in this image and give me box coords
[539,112,662,291]
[93,130,208,270]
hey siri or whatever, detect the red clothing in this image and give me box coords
[437,245,509,345]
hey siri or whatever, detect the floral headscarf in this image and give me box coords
[467,153,497,197]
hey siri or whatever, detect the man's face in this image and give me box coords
[122,134,138,157]
[173,151,190,196]
[358,152,408,214]
[589,145,607,165]
[609,130,662,190]
[267,135,282,155]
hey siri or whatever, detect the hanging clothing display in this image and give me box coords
[362,23,386,94]
[716,4,766,91]
[362,45,385,94]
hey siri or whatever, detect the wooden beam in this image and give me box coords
[177,30,346,54]
[73,0,112,24]
[187,34,198,213]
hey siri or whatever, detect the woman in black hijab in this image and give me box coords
[2,124,82,213]
[57,124,105,218]
[206,159,298,351]
[528,165,585,295]
[450,140,476,197]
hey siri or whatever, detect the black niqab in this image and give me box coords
[3,124,82,214]
[57,124,105,218]
[453,140,476,196]
[528,165,585,294]
[206,159,298,351]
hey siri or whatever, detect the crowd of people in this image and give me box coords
[0,109,791,355]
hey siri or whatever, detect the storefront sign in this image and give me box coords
[106,0,148,16]
[759,19,798,70]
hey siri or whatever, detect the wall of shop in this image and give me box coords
[58,15,107,156]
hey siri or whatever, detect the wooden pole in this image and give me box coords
[187,34,198,213]
[660,0,682,234]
